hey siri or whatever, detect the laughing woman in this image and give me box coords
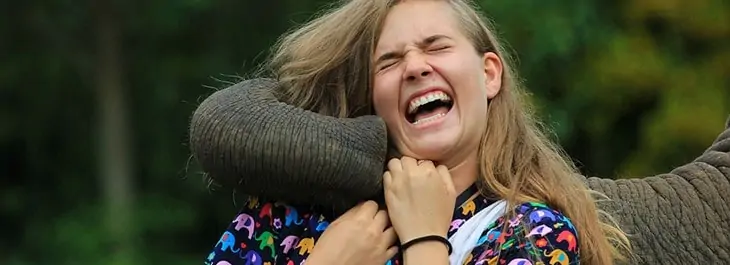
[205,1,631,265]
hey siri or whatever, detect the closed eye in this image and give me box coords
[429,45,450,52]
[378,60,398,71]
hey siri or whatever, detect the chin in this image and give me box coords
[402,139,457,161]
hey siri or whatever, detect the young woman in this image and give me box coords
[204,1,631,264]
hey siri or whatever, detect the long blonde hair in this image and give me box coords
[259,0,632,264]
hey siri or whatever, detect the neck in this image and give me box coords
[441,150,479,194]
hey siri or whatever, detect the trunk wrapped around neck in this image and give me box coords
[189,78,388,210]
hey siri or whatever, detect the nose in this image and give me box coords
[402,53,432,82]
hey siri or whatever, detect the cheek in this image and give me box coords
[371,78,401,119]
[451,63,489,100]
[434,56,481,89]
[371,80,387,114]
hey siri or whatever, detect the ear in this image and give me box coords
[483,52,503,99]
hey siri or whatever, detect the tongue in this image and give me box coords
[413,106,450,123]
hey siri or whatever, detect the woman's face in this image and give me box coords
[372,0,502,166]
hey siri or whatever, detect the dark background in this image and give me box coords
[2,0,729,264]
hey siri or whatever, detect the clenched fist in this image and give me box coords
[383,157,457,244]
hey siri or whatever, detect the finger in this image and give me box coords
[387,158,403,172]
[373,210,390,230]
[400,156,418,172]
[436,165,456,192]
[383,171,393,190]
[385,245,399,260]
[417,159,435,170]
[381,226,397,245]
[337,201,366,220]
[355,200,379,219]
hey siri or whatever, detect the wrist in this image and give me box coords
[403,240,450,265]
[404,240,450,253]
[399,230,448,245]
[401,235,452,255]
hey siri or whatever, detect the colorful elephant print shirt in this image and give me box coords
[205,185,580,265]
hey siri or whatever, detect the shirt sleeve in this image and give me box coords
[498,204,580,265]
[204,196,316,265]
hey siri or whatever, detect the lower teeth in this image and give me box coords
[413,113,446,125]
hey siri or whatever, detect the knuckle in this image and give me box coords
[363,200,378,209]
[347,217,365,228]
[378,209,389,217]
[365,227,381,239]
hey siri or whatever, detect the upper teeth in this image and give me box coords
[408,91,452,114]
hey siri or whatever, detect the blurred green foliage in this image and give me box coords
[1,0,728,264]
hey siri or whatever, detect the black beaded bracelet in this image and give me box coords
[401,235,453,255]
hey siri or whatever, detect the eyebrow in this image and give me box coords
[374,34,452,65]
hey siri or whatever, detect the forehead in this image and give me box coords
[375,1,461,52]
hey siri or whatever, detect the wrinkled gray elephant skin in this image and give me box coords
[189,78,388,210]
[189,79,730,264]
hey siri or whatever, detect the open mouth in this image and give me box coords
[406,91,454,125]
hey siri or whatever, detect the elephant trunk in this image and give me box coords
[189,78,388,209]
[191,78,730,264]
[582,120,730,264]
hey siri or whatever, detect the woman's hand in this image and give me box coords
[307,201,398,265]
[383,157,457,243]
